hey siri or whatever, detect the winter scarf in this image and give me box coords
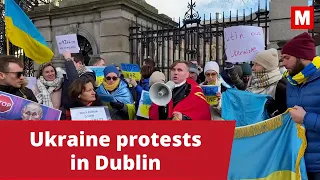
[284,56,320,85]
[77,66,88,76]
[36,76,63,108]
[102,79,120,92]
[246,68,282,99]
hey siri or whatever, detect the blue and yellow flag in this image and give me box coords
[222,88,270,127]
[228,111,308,180]
[5,0,53,64]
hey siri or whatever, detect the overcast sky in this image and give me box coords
[145,0,312,22]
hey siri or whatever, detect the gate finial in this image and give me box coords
[183,0,201,25]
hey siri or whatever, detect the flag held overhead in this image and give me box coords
[5,0,53,64]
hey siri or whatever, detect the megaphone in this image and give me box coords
[149,81,175,106]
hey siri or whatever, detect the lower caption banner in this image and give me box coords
[0,121,235,180]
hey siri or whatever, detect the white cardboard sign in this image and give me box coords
[55,34,80,54]
[70,106,111,121]
[224,26,265,63]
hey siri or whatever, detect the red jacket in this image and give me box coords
[149,78,211,120]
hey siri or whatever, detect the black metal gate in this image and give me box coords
[0,0,50,77]
[129,0,270,78]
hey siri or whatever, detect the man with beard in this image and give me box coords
[148,60,211,120]
[281,32,320,180]
[0,55,37,102]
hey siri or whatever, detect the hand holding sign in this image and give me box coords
[137,91,152,118]
[121,63,141,81]
[201,85,221,106]
[56,34,80,54]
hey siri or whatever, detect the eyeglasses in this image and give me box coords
[4,71,25,78]
[105,76,118,81]
[205,73,217,77]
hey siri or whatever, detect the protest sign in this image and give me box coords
[86,66,105,86]
[136,90,152,118]
[0,91,61,120]
[26,77,37,89]
[120,63,141,81]
[70,106,111,121]
[201,85,220,106]
[224,26,265,63]
[55,34,80,54]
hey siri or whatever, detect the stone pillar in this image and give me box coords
[99,10,131,65]
[268,0,308,49]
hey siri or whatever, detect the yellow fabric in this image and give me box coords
[234,114,283,139]
[207,81,217,85]
[5,17,53,64]
[284,56,320,85]
[242,170,297,180]
[102,79,120,91]
[233,108,307,180]
[126,104,136,120]
[295,123,307,180]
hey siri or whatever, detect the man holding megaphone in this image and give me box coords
[148,60,211,120]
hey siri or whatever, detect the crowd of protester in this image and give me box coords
[0,32,319,179]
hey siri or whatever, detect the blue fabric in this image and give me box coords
[96,80,134,104]
[103,65,120,77]
[229,113,308,179]
[222,88,269,127]
[287,69,320,172]
[5,0,48,46]
[135,78,150,100]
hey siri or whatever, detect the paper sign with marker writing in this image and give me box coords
[224,26,265,63]
[201,85,220,106]
[56,34,80,54]
[137,90,152,118]
[86,66,105,86]
[70,106,111,121]
[121,63,141,81]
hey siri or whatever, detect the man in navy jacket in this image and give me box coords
[281,32,320,180]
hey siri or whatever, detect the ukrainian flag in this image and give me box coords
[222,88,270,127]
[5,0,53,64]
[228,111,308,180]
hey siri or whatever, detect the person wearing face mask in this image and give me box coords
[96,65,136,120]
[0,55,37,102]
[32,62,63,109]
[281,32,320,180]
[61,77,103,120]
[246,48,287,117]
[148,60,211,120]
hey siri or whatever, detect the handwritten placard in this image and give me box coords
[70,106,111,121]
[201,85,220,106]
[224,26,265,63]
[120,63,141,81]
[55,34,80,54]
[86,66,105,86]
[136,90,152,118]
